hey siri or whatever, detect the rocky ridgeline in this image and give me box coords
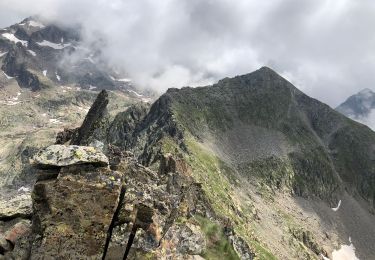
[0,90,249,259]
[1,146,247,259]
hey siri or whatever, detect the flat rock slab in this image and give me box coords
[31,167,122,259]
[32,145,109,168]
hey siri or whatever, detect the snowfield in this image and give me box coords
[2,33,28,46]
[36,40,71,50]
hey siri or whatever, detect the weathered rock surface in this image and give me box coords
[107,103,150,149]
[0,189,32,221]
[32,144,109,168]
[0,219,32,259]
[161,222,206,256]
[71,89,110,146]
[104,155,238,259]
[30,165,122,259]
[55,127,78,145]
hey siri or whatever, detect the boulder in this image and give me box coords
[31,145,109,168]
[162,222,206,255]
[0,190,32,220]
[30,166,122,259]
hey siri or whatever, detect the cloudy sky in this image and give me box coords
[0,0,374,106]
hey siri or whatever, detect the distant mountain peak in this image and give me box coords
[336,88,375,130]
[358,88,374,97]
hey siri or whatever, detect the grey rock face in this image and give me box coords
[31,144,109,168]
[71,90,110,146]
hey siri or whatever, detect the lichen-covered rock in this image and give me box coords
[0,189,32,220]
[31,144,109,168]
[30,165,122,259]
[161,222,206,256]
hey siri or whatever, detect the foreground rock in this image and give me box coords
[31,145,109,168]
[0,219,32,259]
[0,189,32,221]
[30,165,122,259]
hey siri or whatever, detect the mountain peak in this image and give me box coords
[249,66,283,80]
[358,88,374,96]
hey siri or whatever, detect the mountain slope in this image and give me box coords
[129,67,375,207]
[109,67,375,259]
[2,65,375,259]
[336,88,375,130]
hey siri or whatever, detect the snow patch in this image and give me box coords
[89,85,97,90]
[18,186,30,192]
[332,237,359,260]
[36,40,71,50]
[0,51,7,57]
[3,71,13,79]
[56,73,61,81]
[117,78,132,82]
[49,118,62,124]
[84,57,95,63]
[77,106,90,113]
[127,90,143,97]
[28,20,45,28]
[28,50,37,56]
[1,101,20,106]
[2,33,28,46]
[332,200,341,212]
[141,97,152,103]
[43,70,47,77]
[12,92,21,101]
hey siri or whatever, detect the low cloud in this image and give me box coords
[1,0,375,106]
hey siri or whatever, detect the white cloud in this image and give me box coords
[0,0,375,105]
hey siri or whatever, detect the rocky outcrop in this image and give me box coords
[107,103,150,149]
[1,45,43,91]
[71,90,110,146]
[31,165,122,259]
[161,222,206,256]
[103,154,233,259]
[0,190,32,221]
[31,144,109,168]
